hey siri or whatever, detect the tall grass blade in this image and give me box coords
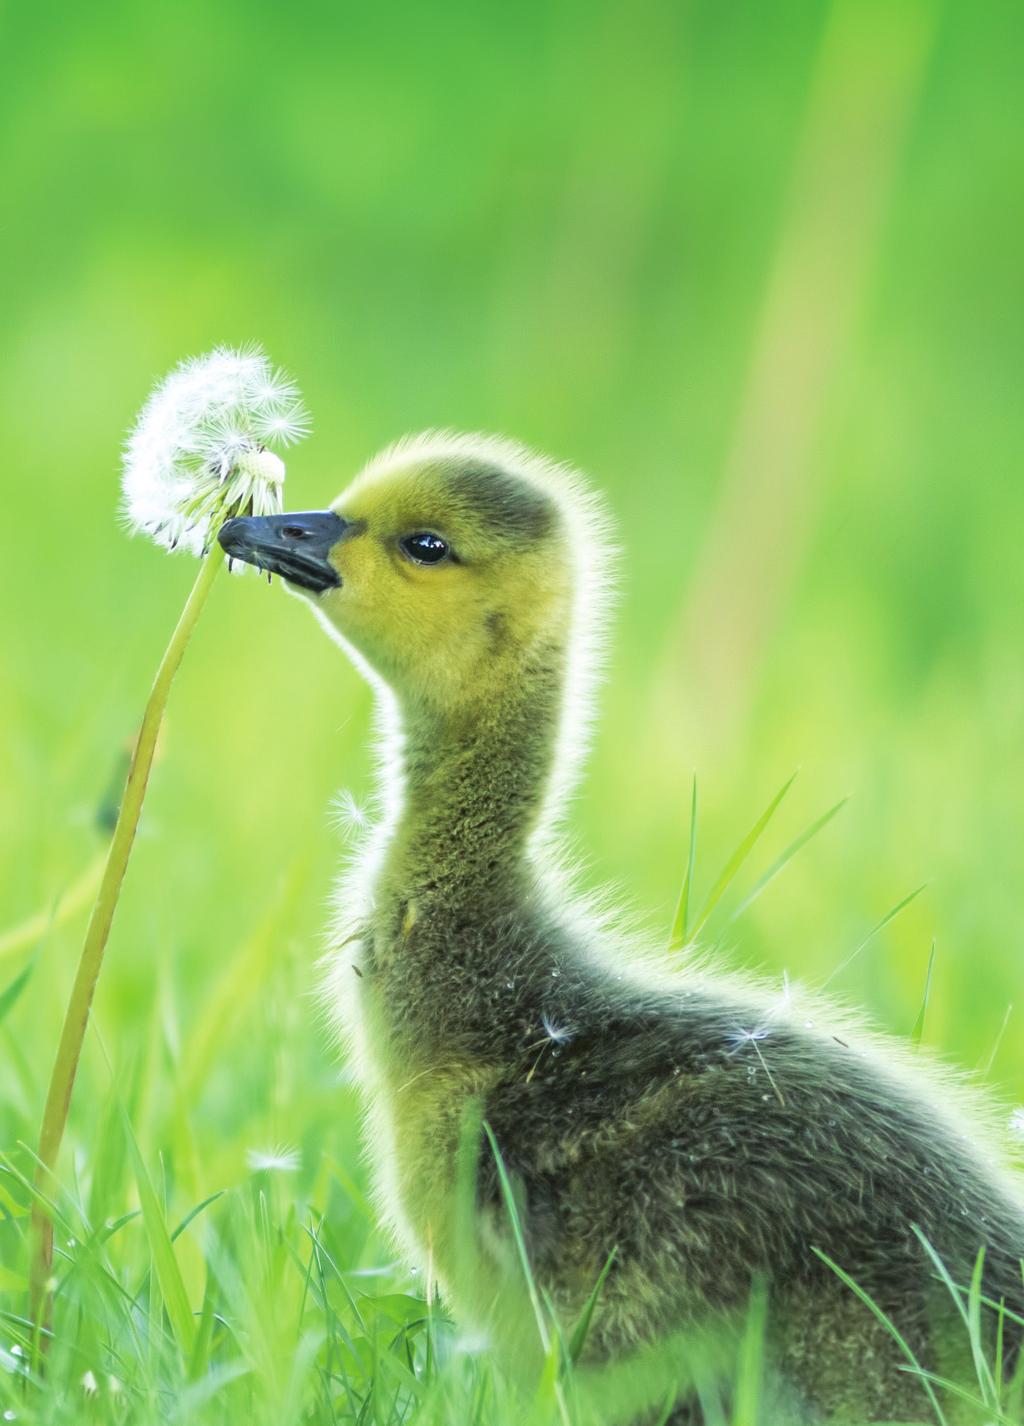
[731,1278,767,1426]
[482,1122,548,1351]
[981,1004,1014,1076]
[171,1190,225,1244]
[568,1247,617,1364]
[729,797,847,924]
[967,1247,997,1407]
[899,1369,1017,1425]
[668,775,698,950]
[187,1273,218,1383]
[482,1122,572,1426]
[813,1247,948,1426]
[0,958,36,1025]
[823,883,927,989]
[120,1106,196,1356]
[688,772,797,942]
[911,941,937,1048]
[912,1227,996,1407]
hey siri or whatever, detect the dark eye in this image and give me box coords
[400,532,450,565]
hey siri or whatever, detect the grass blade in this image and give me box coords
[0,958,36,1026]
[688,772,798,943]
[668,775,698,950]
[899,1368,1017,1425]
[981,1004,1013,1076]
[813,1247,948,1426]
[911,941,936,1048]
[568,1248,617,1364]
[967,1246,997,1407]
[823,883,928,989]
[912,1228,996,1407]
[120,1107,196,1356]
[731,1279,768,1426]
[729,797,847,924]
[171,1190,225,1244]
[482,1122,548,1352]
[482,1122,572,1426]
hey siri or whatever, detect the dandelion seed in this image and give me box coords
[726,1026,785,1107]
[331,789,369,838]
[81,1370,98,1396]
[776,971,795,1010]
[541,1013,574,1045]
[1009,1108,1024,1139]
[122,345,309,557]
[246,1144,301,1174]
[726,1027,772,1049]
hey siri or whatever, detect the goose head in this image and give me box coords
[219,433,587,715]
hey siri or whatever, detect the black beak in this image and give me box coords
[218,511,349,593]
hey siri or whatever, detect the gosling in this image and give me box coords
[220,433,1024,1423]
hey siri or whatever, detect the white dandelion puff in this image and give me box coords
[122,345,310,557]
[246,1144,301,1174]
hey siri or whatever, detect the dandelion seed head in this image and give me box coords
[122,345,309,557]
[246,1144,301,1174]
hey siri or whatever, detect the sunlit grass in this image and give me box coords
[2,780,1021,1423]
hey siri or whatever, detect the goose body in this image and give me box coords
[221,435,1024,1423]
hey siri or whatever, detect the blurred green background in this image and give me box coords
[1,0,1023,1414]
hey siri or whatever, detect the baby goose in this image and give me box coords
[221,434,1024,1423]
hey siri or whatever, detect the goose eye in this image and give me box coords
[401,532,450,565]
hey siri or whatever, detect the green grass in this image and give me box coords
[2,0,1024,1420]
[1,783,1020,1423]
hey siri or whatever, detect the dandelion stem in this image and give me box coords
[29,540,226,1332]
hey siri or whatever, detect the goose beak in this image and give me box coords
[218,511,348,593]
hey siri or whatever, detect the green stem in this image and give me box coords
[29,541,226,1329]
